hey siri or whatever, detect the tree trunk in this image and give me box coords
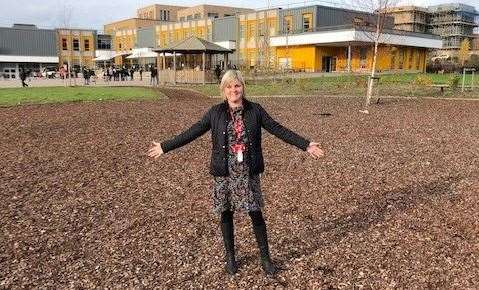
[364,13,382,111]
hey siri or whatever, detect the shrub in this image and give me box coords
[413,74,433,86]
[448,74,460,89]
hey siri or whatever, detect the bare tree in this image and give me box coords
[59,2,75,87]
[348,0,400,113]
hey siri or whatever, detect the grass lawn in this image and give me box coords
[0,86,164,107]
[188,73,479,98]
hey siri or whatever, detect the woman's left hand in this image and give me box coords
[306,142,324,159]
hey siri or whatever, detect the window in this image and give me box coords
[390,48,396,69]
[359,47,368,68]
[207,12,219,18]
[359,47,367,60]
[167,10,170,20]
[180,16,185,21]
[248,23,256,38]
[84,39,90,51]
[73,38,79,51]
[240,24,245,38]
[259,20,265,36]
[97,38,111,50]
[353,17,364,27]
[284,16,292,33]
[62,38,68,50]
[268,19,276,36]
[187,15,193,20]
[302,13,312,32]
[194,13,201,19]
[119,43,122,49]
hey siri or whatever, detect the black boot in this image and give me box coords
[250,211,278,275]
[221,210,238,275]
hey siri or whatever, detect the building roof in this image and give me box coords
[153,36,231,53]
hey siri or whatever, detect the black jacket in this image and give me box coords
[160,98,310,176]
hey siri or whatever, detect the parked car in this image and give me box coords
[42,67,58,79]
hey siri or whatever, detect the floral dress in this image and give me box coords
[212,105,265,216]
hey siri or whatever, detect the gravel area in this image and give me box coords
[1,91,478,288]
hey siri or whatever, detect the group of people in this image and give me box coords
[102,66,143,82]
[82,67,96,85]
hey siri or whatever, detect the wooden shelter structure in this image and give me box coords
[153,36,232,84]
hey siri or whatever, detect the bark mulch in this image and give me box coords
[1,92,478,288]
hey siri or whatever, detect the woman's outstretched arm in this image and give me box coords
[149,107,212,158]
[258,104,310,151]
[258,104,324,159]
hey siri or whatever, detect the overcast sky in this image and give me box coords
[0,0,477,31]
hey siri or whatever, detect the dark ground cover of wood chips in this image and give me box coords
[1,90,478,289]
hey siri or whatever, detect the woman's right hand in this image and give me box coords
[147,141,164,159]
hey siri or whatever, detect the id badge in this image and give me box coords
[237,150,243,163]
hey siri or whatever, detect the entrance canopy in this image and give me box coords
[270,25,442,49]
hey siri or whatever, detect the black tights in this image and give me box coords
[221,209,265,228]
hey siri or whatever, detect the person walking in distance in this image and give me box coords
[147,70,324,276]
[20,67,29,87]
[150,66,158,86]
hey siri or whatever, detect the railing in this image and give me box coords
[158,69,215,84]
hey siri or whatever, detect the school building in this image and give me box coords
[0,24,58,80]
[0,24,115,79]
[3,2,462,78]
[104,3,443,73]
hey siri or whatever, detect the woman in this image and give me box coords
[148,70,324,276]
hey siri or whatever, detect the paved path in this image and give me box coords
[0,77,158,88]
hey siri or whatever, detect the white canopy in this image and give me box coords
[125,48,156,59]
[93,55,114,61]
[126,51,158,59]
[93,50,116,61]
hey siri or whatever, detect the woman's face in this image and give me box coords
[224,79,244,103]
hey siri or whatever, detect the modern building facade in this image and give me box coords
[137,4,185,21]
[384,3,478,57]
[176,4,253,21]
[104,4,253,65]
[1,2,448,78]
[139,4,441,73]
[56,28,97,69]
[0,24,58,79]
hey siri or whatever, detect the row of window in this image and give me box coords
[283,13,313,33]
[159,10,171,21]
[62,38,90,51]
[179,13,202,21]
[390,47,422,70]
[62,38,113,51]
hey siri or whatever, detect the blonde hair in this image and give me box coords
[220,69,245,100]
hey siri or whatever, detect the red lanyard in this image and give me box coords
[229,109,246,154]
